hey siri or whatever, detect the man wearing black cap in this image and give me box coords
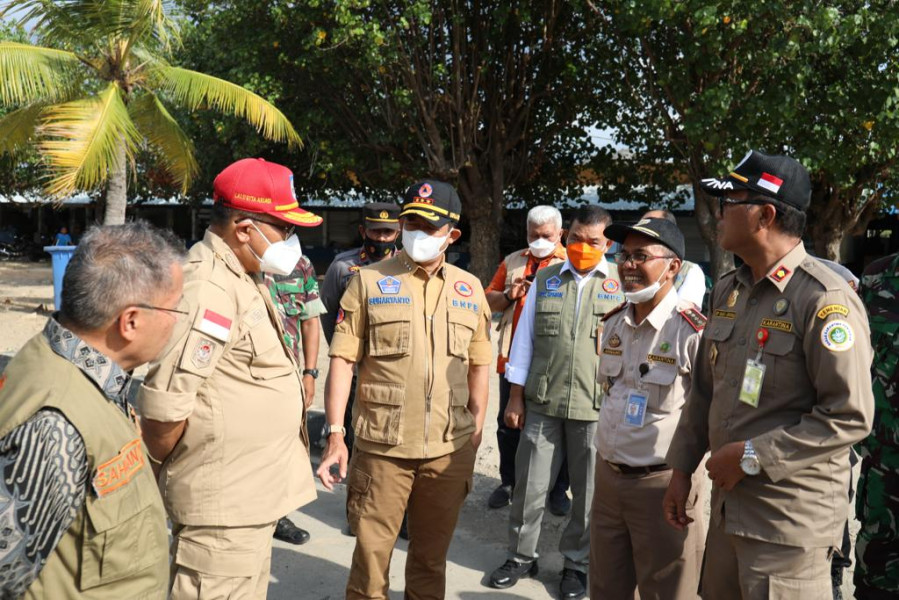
[590,217,706,600]
[317,180,492,599]
[321,202,401,457]
[664,150,874,598]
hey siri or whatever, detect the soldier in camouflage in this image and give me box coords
[265,253,327,545]
[854,251,899,598]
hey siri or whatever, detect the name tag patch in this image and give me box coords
[93,439,145,498]
[451,298,479,312]
[647,353,676,365]
[714,309,736,319]
[369,296,411,305]
[377,276,401,294]
[538,291,563,298]
[759,318,793,333]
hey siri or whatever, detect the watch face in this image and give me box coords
[740,456,761,476]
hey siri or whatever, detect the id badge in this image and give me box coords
[739,359,766,408]
[623,390,648,427]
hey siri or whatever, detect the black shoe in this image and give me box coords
[488,484,513,509]
[549,489,572,516]
[398,512,409,540]
[559,568,587,599]
[489,559,538,589]
[273,517,310,545]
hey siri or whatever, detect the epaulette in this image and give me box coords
[679,306,707,332]
[601,301,628,322]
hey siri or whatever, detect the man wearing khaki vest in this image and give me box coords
[139,158,321,599]
[489,205,624,599]
[0,222,183,598]
[484,205,570,511]
[317,179,492,599]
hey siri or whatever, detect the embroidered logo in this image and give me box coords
[92,439,145,498]
[602,279,620,294]
[821,320,854,352]
[455,281,473,297]
[191,338,215,369]
[770,265,791,282]
[377,276,401,294]
[545,275,562,290]
[419,183,433,197]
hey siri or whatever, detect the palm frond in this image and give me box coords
[129,91,196,192]
[0,42,81,105]
[0,104,46,154]
[153,66,302,149]
[37,82,142,197]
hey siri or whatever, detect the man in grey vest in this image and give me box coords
[0,222,184,598]
[488,205,624,599]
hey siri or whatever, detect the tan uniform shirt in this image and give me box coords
[138,231,316,527]
[329,251,492,459]
[667,243,875,548]
[597,289,703,466]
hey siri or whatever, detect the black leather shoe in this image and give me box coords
[488,484,513,509]
[559,568,587,599]
[273,517,310,545]
[549,489,572,516]
[489,559,538,589]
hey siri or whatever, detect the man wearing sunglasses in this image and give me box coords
[664,150,875,598]
[139,158,323,599]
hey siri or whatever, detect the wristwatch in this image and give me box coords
[302,368,319,379]
[740,440,761,476]
[324,423,346,436]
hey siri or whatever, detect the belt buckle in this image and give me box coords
[606,460,623,474]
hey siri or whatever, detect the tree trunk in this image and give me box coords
[692,183,735,282]
[104,140,128,225]
[457,165,501,285]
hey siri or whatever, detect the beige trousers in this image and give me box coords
[589,458,704,599]
[169,521,277,600]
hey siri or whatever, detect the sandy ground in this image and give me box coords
[0,260,857,598]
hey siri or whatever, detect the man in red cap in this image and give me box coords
[139,158,322,599]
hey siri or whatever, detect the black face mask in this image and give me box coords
[363,236,396,260]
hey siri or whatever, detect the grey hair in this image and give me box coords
[60,221,187,330]
[527,205,562,229]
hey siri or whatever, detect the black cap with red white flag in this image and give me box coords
[700,150,811,212]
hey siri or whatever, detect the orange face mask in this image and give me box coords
[567,242,605,271]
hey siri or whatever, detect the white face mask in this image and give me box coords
[528,237,556,258]
[402,227,450,263]
[623,260,671,304]
[247,221,303,276]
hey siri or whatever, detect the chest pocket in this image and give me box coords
[368,307,412,357]
[448,308,478,358]
[598,354,623,399]
[81,467,167,589]
[705,316,735,375]
[760,329,797,391]
[248,321,294,380]
[535,300,562,336]
[642,365,680,413]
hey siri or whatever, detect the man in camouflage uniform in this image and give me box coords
[265,253,326,545]
[854,251,899,598]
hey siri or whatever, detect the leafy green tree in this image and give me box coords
[177,0,600,282]
[587,0,899,276]
[0,0,301,224]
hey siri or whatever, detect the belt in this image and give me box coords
[605,461,671,476]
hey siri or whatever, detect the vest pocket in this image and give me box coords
[448,308,478,358]
[642,365,679,412]
[445,384,474,441]
[368,308,412,357]
[248,323,295,380]
[523,373,550,404]
[534,301,562,336]
[354,381,405,445]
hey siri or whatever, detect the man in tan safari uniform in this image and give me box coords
[139,158,321,599]
[317,179,492,600]
[0,222,184,598]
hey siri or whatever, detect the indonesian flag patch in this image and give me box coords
[758,172,783,194]
[198,309,232,342]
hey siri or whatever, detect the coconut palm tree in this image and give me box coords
[0,0,301,224]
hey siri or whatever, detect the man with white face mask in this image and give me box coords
[485,205,570,511]
[140,158,321,599]
[591,217,706,599]
[317,179,492,599]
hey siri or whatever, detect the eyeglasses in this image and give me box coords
[717,196,780,216]
[136,297,190,318]
[614,252,674,266]
[240,218,296,240]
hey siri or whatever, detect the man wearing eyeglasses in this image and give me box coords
[139,158,323,599]
[0,222,184,598]
[664,150,875,598]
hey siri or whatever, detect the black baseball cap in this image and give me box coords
[700,150,811,212]
[605,217,686,260]
[362,202,400,230]
[399,180,462,228]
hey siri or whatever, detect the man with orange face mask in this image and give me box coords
[488,205,624,599]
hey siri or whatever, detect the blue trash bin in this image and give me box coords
[44,245,77,310]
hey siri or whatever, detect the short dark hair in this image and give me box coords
[571,205,612,228]
[774,203,806,237]
[210,202,259,227]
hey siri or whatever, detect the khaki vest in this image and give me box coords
[0,335,168,599]
[496,250,565,360]
[346,257,485,459]
[524,262,624,421]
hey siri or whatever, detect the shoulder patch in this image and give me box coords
[679,307,707,332]
[601,302,628,322]
[817,304,849,319]
[198,309,232,342]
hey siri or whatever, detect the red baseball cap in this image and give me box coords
[213,158,322,227]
